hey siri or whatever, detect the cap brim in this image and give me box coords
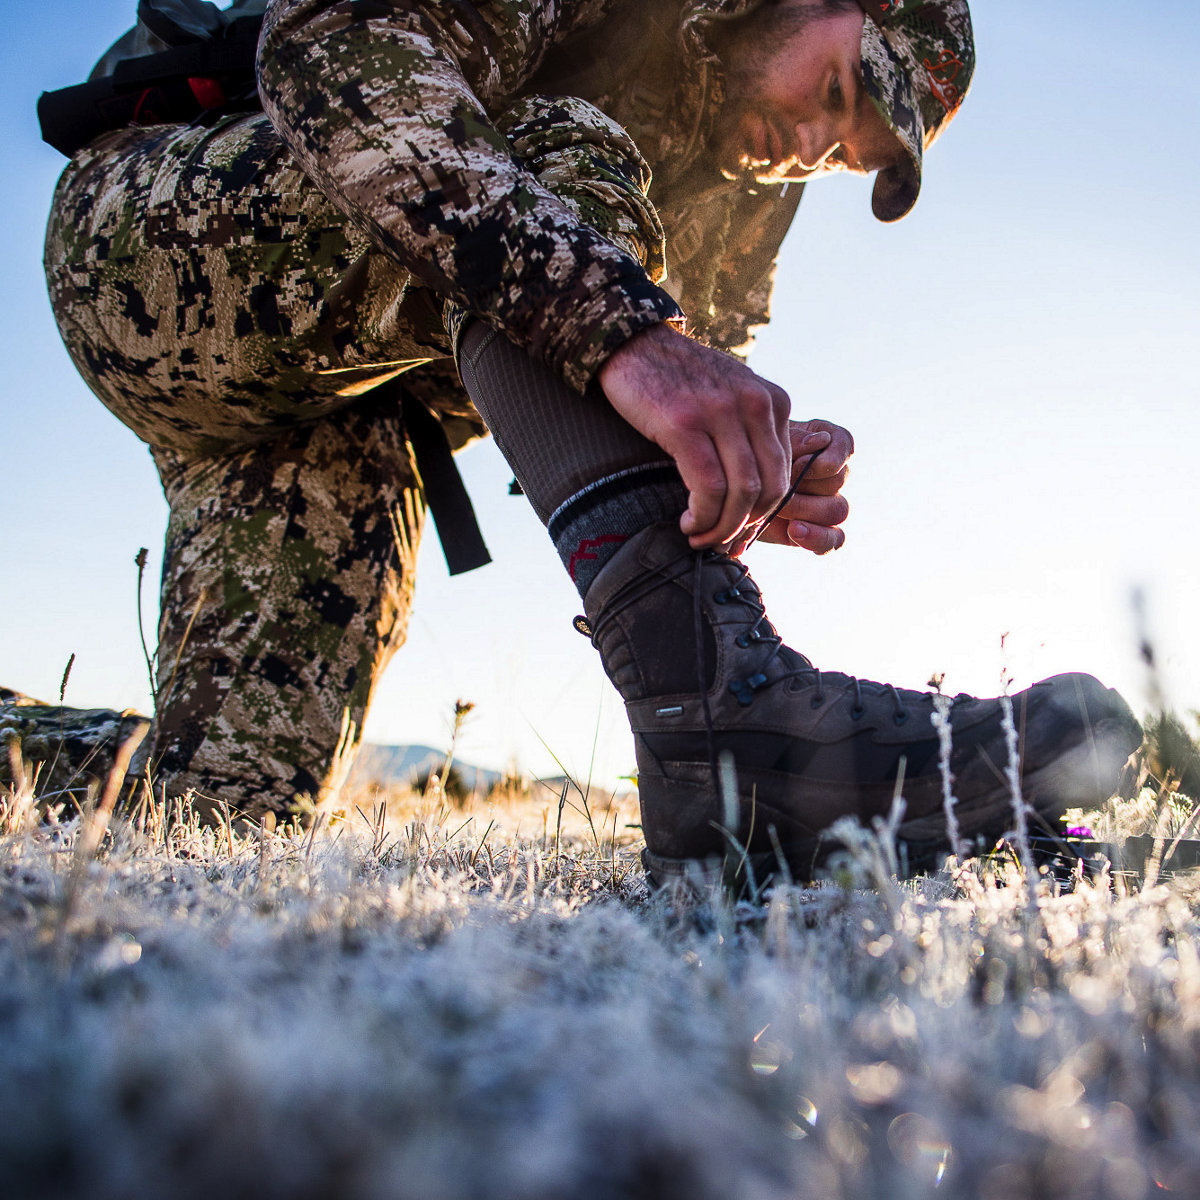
[872,163,920,222]
[860,20,925,222]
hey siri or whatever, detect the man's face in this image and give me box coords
[712,1,905,184]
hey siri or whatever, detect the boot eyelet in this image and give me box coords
[735,632,752,648]
[893,711,909,726]
[850,703,865,720]
[714,587,741,605]
[730,673,769,707]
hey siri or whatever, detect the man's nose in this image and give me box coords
[795,122,840,171]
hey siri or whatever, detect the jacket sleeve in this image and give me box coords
[257,0,683,392]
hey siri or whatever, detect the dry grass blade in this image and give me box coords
[258,810,276,890]
[1,736,36,836]
[134,548,157,708]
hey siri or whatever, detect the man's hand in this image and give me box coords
[734,419,854,557]
[598,323,792,548]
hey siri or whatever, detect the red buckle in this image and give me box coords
[187,76,227,110]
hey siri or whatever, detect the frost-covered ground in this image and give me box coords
[2,780,1200,1200]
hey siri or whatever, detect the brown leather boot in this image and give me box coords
[581,521,1143,885]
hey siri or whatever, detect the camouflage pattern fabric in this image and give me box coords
[46,96,667,453]
[48,116,431,457]
[44,84,674,819]
[856,0,976,221]
[41,0,871,819]
[0,689,151,811]
[257,0,682,392]
[258,0,803,363]
[149,395,425,824]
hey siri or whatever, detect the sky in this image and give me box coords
[2,0,1198,789]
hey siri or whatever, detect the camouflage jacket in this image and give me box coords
[257,0,803,394]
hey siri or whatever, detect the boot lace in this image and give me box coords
[707,555,910,723]
[577,448,911,804]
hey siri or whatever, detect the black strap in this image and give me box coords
[38,21,263,157]
[400,394,492,576]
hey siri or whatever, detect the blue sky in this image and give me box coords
[3,1,1198,785]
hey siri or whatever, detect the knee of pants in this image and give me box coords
[44,116,430,456]
[151,397,426,813]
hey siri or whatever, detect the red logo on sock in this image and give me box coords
[568,534,629,581]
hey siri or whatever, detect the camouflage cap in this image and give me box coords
[853,0,975,221]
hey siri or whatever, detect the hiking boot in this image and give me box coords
[580,521,1143,885]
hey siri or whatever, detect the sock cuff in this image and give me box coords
[550,463,688,597]
[547,463,682,543]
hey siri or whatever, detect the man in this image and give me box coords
[38,0,1140,879]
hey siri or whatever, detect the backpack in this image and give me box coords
[38,0,268,158]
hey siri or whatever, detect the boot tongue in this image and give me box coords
[776,643,816,674]
[630,592,718,694]
[583,520,685,622]
[583,521,720,698]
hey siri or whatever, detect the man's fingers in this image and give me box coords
[798,429,832,458]
[754,518,847,555]
[744,386,791,523]
[791,421,853,478]
[768,380,794,479]
[673,432,728,540]
[772,492,849,529]
[801,418,854,458]
[789,462,849,497]
[700,424,763,546]
[677,390,789,546]
[596,326,812,547]
[786,521,846,555]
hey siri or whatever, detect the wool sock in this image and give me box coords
[547,464,688,597]
[455,319,687,596]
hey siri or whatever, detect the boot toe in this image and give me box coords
[1020,673,1142,809]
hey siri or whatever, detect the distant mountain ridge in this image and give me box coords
[351,743,505,795]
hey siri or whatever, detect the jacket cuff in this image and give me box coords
[531,260,685,393]
[448,258,684,394]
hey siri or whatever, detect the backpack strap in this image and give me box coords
[398,390,493,576]
[38,14,262,157]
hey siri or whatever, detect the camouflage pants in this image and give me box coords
[43,98,659,821]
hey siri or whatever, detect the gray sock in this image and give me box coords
[548,464,688,598]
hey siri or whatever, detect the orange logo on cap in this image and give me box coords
[923,49,964,113]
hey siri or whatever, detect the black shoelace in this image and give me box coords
[580,448,913,808]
